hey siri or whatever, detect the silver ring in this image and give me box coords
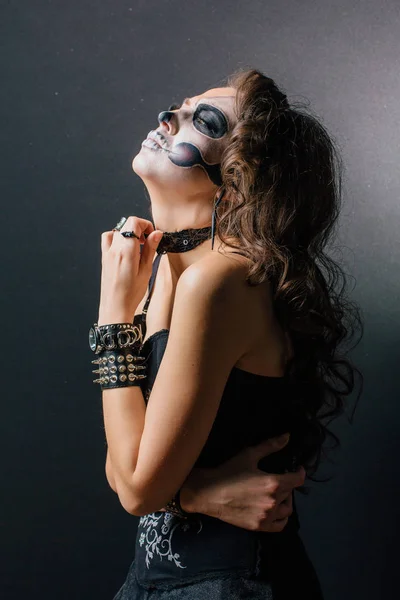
[113,216,128,231]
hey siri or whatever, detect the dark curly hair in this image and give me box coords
[214,68,364,483]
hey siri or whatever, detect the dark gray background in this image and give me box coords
[2,1,399,598]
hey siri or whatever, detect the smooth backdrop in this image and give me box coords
[2,1,399,598]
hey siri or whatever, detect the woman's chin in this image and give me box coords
[131,151,145,173]
[131,154,171,186]
[131,153,154,181]
[132,148,164,176]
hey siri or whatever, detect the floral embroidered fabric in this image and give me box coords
[137,512,203,570]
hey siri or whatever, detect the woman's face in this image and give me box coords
[132,86,237,196]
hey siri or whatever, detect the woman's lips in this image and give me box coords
[142,137,163,150]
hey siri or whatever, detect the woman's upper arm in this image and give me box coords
[131,258,253,514]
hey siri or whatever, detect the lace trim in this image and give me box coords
[155,226,212,254]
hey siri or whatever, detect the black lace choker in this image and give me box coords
[153,226,213,254]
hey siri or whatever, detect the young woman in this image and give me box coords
[94,68,363,599]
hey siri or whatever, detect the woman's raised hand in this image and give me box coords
[98,216,163,325]
[180,434,306,533]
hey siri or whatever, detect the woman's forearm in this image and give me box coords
[106,447,216,517]
[179,467,220,518]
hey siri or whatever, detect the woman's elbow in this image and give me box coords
[115,478,151,516]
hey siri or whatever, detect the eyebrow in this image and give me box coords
[183,96,233,106]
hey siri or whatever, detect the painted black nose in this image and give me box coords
[157,110,173,124]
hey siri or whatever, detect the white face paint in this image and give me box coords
[133,90,236,189]
[153,100,230,185]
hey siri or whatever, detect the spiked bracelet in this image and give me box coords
[92,347,147,390]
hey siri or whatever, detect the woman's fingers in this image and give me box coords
[101,231,114,255]
[274,466,306,497]
[140,230,163,270]
[111,216,154,248]
[275,493,293,518]
[257,493,293,533]
[266,517,289,532]
[102,217,156,276]
[101,217,152,255]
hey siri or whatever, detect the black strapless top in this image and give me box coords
[133,253,310,532]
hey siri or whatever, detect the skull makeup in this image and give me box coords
[155,101,230,185]
[134,89,236,190]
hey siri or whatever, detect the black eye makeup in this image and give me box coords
[167,101,228,139]
[193,103,228,138]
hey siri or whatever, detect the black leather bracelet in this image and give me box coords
[89,322,143,354]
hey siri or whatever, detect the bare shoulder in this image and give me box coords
[180,250,265,319]
[179,251,239,296]
[186,250,282,364]
[185,250,252,287]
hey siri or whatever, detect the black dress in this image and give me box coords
[113,253,324,599]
